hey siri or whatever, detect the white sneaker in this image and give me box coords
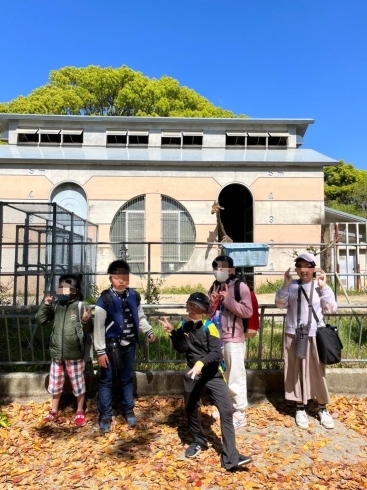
[319,410,335,429]
[295,409,309,429]
[233,411,247,429]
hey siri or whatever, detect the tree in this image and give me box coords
[0,65,243,118]
[325,160,367,217]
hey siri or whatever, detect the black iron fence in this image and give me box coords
[1,304,366,371]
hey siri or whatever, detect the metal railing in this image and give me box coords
[1,304,367,370]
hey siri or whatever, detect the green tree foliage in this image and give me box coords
[0,65,242,118]
[325,160,367,217]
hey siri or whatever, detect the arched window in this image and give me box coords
[51,182,87,220]
[161,195,196,273]
[110,196,145,274]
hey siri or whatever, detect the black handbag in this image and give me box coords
[315,324,343,365]
[300,286,343,365]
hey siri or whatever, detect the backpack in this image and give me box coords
[233,280,260,334]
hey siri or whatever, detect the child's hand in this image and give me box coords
[209,286,220,304]
[148,333,156,343]
[97,353,109,368]
[283,268,292,287]
[219,283,229,300]
[82,306,91,322]
[317,270,327,290]
[44,294,53,305]
[188,362,202,379]
[158,316,174,333]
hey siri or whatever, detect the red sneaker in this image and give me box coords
[75,411,86,427]
[43,411,57,423]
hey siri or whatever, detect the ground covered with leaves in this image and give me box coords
[1,394,367,489]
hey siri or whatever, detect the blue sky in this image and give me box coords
[1,0,366,169]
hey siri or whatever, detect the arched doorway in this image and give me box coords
[218,183,253,243]
[51,182,88,220]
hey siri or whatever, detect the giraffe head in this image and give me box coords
[211,201,224,214]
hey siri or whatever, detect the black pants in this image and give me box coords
[184,372,239,469]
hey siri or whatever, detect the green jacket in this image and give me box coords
[35,299,93,361]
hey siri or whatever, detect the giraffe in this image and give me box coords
[211,201,233,252]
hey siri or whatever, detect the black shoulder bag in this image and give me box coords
[300,285,343,365]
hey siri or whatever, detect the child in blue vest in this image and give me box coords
[159,292,252,471]
[94,260,155,433]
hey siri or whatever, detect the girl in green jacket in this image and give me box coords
[36,274,93,427]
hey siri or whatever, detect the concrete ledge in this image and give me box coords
[1,368,366,399]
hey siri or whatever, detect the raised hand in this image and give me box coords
[209,285,220,304]
[283,268,292,288]
[44,294,53,305]
[317,270,327,290]
[158,316,174,333]
[219,283,228,300]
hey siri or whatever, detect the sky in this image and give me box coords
[1,0,366,169]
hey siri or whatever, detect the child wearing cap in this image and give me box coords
[159,292,252,471]
[275,252,337,430]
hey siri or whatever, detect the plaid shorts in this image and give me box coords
[48,359,86,396]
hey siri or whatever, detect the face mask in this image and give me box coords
[213,270,229,283]
[113,287,126,294]
[57,294,71,302]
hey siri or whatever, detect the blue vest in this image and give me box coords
[100,288,141,345]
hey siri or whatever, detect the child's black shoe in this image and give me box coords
[185,443,206,458]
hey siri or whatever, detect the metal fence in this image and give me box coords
[1,304,366,371]
[0,201,98,304]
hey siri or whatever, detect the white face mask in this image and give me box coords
[213,270,230,282]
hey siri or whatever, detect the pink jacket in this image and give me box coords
[209,278,253,343]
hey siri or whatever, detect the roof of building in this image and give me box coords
[0,145,338,166]
[325,206,367,223]
[0,114,314,137]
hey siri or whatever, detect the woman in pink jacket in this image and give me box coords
[209,255,254,429]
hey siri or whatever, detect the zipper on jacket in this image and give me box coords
[61,304,68,360]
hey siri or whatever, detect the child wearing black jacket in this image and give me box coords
[159,292,252,471]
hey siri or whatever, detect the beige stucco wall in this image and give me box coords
[0,164,325,289]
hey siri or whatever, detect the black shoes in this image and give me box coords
[99,418,111,434]
[185,443,206,458]
[237,454,253,467]
[222,453,253,471]
[124,410,137,426]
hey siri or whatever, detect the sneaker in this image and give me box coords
[99,418,111,434]
[185,443,205,459]
[319,410,335,429]
[74,411,86,427]
[295,409,309,429]
[43,411,57,423]
[124,410,137,427]
[236,454,253,467]
[222,454,253,471]
[233,411,247,429]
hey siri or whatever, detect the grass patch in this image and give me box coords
[161,284,208,295]
[256,280,284,294]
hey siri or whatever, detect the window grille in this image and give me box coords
[110,196,145,275]
[161,195,195,273]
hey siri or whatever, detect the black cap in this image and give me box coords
[186,292,210,312]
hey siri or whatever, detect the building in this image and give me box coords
[0,114,338,291]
